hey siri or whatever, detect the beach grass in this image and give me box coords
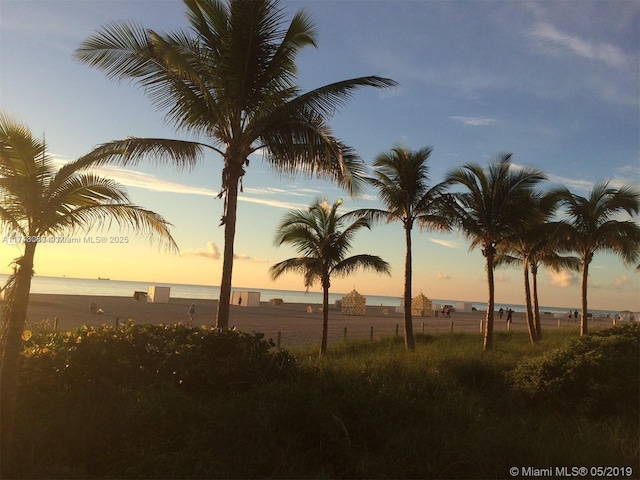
[11,324,639,479]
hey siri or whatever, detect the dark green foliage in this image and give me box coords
[11,325,639,478]
[508,323,640,415]
[19,322,297,394]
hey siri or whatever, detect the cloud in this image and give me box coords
[182,241,269,263]
[547,269,578,288]
[612,276,631,288]
[182,241,221,259]
[530,22,629,69]
[437,271,451,280]
[428,238,463,249]
[96,165,218,197]
[52,155,316,211]
[450,116,497,127]
[494,273,510,283]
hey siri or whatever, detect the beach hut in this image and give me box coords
[232,291,260,307]
[411,293,434,317]
[147,286,170,303]
[342,289,366,316]
[455,302,473,313]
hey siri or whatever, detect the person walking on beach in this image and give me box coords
[187,303,195,328]
[499,307,504,319]
[506,308,513,324]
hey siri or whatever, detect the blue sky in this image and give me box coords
[1,0,638,311]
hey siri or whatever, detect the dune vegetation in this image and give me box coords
[10,321,638,479]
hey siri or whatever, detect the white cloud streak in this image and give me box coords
[450,116,496,127]
[530,22,630,70]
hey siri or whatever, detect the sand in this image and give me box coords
[19,293,600,348]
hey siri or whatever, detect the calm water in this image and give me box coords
[0,274,616,316]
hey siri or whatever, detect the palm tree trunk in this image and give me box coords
[215,173,240,329]
[523,263,537,344]
[484,253,495,351]
[403,225,415,351]
[320,281,329,356]
[531,264,542,340]
[580,261,589,336]
[0,243,36,476]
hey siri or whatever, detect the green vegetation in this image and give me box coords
[11,322,638,479]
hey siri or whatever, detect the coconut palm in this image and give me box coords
[495,192,561,344]
[347,146,449,351]
[74,0,397,329]
[0,112,177,474]
[552,181,640,335]
[527,231,580,339]
[443,154,547,351]
[269,198,390,356]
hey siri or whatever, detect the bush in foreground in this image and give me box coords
[11,325,639,478]
[19,321,297,394]
[508,323,640,415]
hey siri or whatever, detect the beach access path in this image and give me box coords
[16,293,608,348]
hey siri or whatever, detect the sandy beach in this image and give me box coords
[15,292,612,348]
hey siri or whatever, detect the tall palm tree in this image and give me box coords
[74,0,397,329]
[494,192,559,344]
[347,146,449,351]
[0,112,177,475]
[269,198,390,356]
[527,229,580,339]
[552,181,640,335]
[443,154,547,351]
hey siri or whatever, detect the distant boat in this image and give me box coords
[97,277,110,280]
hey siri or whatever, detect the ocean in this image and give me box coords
[0,274,615,316]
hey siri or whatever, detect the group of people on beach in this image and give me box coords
[566,309,580,321]
[498,308,513,323]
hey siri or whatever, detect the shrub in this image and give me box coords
[508,325,639,415]
[19,322,297,395]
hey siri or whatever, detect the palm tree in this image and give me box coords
[443,154,547,351]
[74,0,397,329]
[527,229,580,339]
[347,146,449,351]
[269,198,390,356]
[552,181,640,335]
[0,112,177,475]
[494,192,560,344]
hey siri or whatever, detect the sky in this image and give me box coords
[1,0,639,312]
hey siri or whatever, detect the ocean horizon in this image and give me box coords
[0,274,622,317]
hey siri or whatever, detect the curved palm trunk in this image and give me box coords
[522,262,537,344]
[320,279,330,356]
[404,224,415,351]
[531,264,542,340]
[484,252,495,351]
[580,260,590,336]
[215,173,240,329]
[0,242,36,476]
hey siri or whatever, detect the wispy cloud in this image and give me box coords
[182,241,269,263]
[494,273,510,283]
[450,116,496,127]
[182,241,221,259]
[612,275,631,288]
[437,271,451,280]
[428,238,463,249]
[53,155,315,211]
[530,22,629,70]
[97,165,218,197]
[547,269,578,288]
